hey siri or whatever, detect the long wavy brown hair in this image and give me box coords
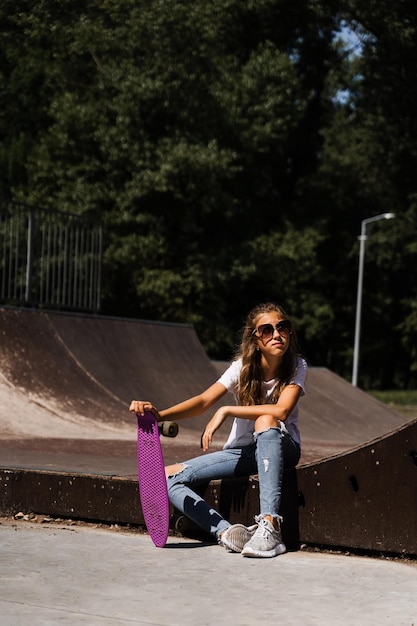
[234,302,300,406]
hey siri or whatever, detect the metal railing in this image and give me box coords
[0,200,102,312]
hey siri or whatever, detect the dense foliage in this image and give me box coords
[1,0,417,388]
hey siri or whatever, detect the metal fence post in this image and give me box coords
[25,207,34,303]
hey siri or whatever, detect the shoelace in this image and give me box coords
[256,519,271,538]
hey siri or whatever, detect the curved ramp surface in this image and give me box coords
[0,307,407,461]
[0,307,229,444]
[298,367,407,462]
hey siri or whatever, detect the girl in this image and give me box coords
[129,302,307,558]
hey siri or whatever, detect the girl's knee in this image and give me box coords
[254,414,280,433]
[165,463,185,479]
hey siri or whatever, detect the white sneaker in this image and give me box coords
[241,516,286,558]
[220,523,257,553]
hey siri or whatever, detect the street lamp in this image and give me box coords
[352,212,395,387]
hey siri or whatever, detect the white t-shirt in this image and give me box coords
[218,356,307,449]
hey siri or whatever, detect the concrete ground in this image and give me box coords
[1,517,416,626]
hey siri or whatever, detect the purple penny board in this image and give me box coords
[136,410,170,547]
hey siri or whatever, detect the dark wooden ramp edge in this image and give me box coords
[1,419,416,556]
[297,417,417,556]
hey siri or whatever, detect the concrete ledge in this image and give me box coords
[4,416,417,556]
[0,469,143,525]
[0,467,300,549]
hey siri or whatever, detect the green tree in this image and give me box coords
[4,0,417,387]
[316,0,417,386]
[1,0,336,354]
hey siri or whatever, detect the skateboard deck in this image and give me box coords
[136,410,178,547]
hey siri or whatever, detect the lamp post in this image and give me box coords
[352,212,395,387]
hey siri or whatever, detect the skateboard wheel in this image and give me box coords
[174,516,188,532]
[159,421,179,438]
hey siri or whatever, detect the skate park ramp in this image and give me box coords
[0,306,408,464]
[0,307,231,443]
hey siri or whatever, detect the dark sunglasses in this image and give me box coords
[253,320,292,341]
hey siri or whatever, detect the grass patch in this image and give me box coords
[369,390,417,405]
[368,390,417,420]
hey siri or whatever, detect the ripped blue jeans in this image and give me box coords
[167,427,300,540]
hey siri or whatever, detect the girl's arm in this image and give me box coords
[129,381,227,421]
[200,383,302,451]
[223,383,302,423]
